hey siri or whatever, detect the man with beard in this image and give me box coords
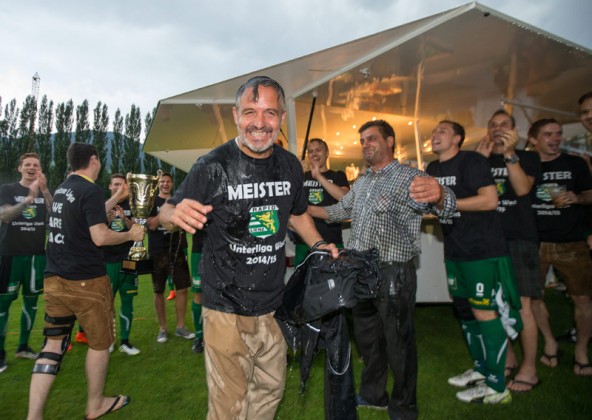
[159,76,338,419]
[308,119,456,418]
[475,110,542,392]
[0,153,52,373]
[528,118,592,377]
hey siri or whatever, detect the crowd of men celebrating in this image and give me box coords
[0,77,590,419]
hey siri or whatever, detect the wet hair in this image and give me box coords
[358,119,396,153]
[439,120,466,147]
[110,173,126,183]
[307,138,329,152]
[489,109,516,128]
[67,143,98,171]
[528,118,560,139]
[578,91,592,105]
[235,76,286,113]
[19,152,41,166]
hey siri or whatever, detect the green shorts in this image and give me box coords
[190,252,202,293]
[106,261,138,297]
[445,256,515,310]
[0,255,45,301]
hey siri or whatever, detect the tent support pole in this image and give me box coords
[301,92,318,161]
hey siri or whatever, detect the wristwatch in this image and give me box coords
[504,154,520,164]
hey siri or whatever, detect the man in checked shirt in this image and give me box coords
[308,119,456,419]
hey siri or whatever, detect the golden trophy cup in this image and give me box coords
[121,170,162,274]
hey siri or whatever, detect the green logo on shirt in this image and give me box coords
[308,189,324,204]
[496,181,506,196]
[22,206,37,220]
[249,205,279,238]
[110,217,126,232]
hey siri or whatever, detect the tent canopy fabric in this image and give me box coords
[144,1,592,172]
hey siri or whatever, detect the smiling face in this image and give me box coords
[430,122,461,160]
[18,157,42,183]
[530,122,563,161]
[580,97,592,133]
[109,176,126,197]
[488,113,514,144]
[359,125,393,170]
[233,85,285,159]
[159,175,173,196]
[307,140,329,170]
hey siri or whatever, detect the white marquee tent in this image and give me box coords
[144,1,592,173]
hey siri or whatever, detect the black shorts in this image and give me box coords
[508,239,543,299]
[151,251,191,294]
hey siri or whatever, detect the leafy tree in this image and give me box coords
[123,105,141,173]
[18,95,38,154]
[36,95,54,182]
[75,99,91,143]
[92,101,110,185]
[0,99,20,183]
[110,109,124,174]
[50,100,74,189]
[143,109,160,175]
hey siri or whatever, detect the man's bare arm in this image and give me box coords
[159,200,213,233]
[289,212,338,258]
[89,223,144,247]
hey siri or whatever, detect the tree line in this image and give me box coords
[0,94,186,190]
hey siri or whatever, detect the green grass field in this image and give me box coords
[1,280,590,419]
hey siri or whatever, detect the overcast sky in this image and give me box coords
[1,0,590,124]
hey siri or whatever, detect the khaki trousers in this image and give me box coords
[203,308,287,420]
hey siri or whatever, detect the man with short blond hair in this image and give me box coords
[0,152,52,373]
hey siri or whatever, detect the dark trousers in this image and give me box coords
[353,261,418,420]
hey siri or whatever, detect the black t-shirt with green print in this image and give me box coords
[170,139,307,316]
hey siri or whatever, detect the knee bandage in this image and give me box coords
[32,313,76,376]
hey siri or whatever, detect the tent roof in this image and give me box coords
[145,1,592,172]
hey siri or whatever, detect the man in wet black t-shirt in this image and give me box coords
[161,76,338,419]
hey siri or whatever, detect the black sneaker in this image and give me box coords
[355,394,388,410]
[192,337,204,354]
[0,358,6,373]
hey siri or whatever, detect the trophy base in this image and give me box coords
[121,258,154,275]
